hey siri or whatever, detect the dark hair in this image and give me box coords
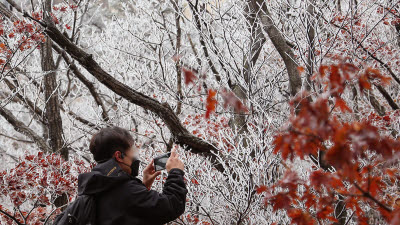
[89,126,134,162]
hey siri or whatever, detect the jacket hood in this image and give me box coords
[78,158,132,195]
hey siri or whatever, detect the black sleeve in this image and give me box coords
[126,168,188,224]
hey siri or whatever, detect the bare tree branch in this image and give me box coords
[36,19,225,172]
[0,2,18,21]
[256,0,302,97]
[40,0,67,160]
[52,44,110,122]
[0,105,51,152]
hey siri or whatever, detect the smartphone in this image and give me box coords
[154,152,171,171]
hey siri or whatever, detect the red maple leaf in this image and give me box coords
[182,67,198,86]
[335,97,352,113]
[297,66,305,73]
[288,209,314,225]
[205,89,217,119]
[316,206,337,222]
[256,185,268,194]
[267,193,291,211]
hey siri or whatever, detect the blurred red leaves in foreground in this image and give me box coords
[258,62,400,224]
[0,152,90,224]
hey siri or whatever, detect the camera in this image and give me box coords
[153,152,171,171]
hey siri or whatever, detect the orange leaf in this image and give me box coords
[364,67,392,86]
[310,170,330,188]
[324,144,353,171]
[319,65,329,78]
[288,209,314,225]
[390,209,400,225]
[329,65,341,88]
[336,97,352,113]
[191,178,199,185]
[205,89,217,119]
[297,66,305,73]
[358,74,371,91]
[256,185,267,194]
[369,177,383,197]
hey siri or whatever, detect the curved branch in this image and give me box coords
[52,44,110,121]
[0,208,24,225]
[0,105,52,153]
[256,0,302,97]
[40,21,224,172]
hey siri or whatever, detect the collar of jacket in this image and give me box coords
[77,158,135,196]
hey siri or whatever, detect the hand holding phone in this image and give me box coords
[153,152,171,172]
[165,149,184,172]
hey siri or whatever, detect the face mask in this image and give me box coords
[120,152,141,177]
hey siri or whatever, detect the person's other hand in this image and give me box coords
[142,159,161,190]
[166,149,184,173]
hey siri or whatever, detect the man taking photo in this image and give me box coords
[78,126,187,225]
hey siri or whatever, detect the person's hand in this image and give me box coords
[166,149,184,173]
[142,159,161,190]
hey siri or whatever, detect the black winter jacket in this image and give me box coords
[77,158,188,225]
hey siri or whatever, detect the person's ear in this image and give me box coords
[114,151,124,162]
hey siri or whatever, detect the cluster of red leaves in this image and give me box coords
[178,213,212,225]
[358,67,392,92]
[311,62,391,113]
[0,151,90,225]
[258,63,400,224]
[325,9,400,69]
[363,110,400,131]
[1,7,75,70]
[377,6,400,26]
[180,67,248,118]
[53,4,78,11]
[0,17,45,69]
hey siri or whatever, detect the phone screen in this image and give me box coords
[154,152,171,171]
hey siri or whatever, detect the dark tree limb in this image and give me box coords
[188,2,222,83]
[256,0,302,97]
[244,0,267,86]
[5,0,22,13]
[0,2,18,21]
[0,208,24,225]
[374,84,400,110]
[52,44,110,122]
[170,0,183,116]
[38,20,224,172]
[306,1,316,92]
[365,89,386,116]
[3,77,46,124]
[0,105,52,153]
[40,0,67,160]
